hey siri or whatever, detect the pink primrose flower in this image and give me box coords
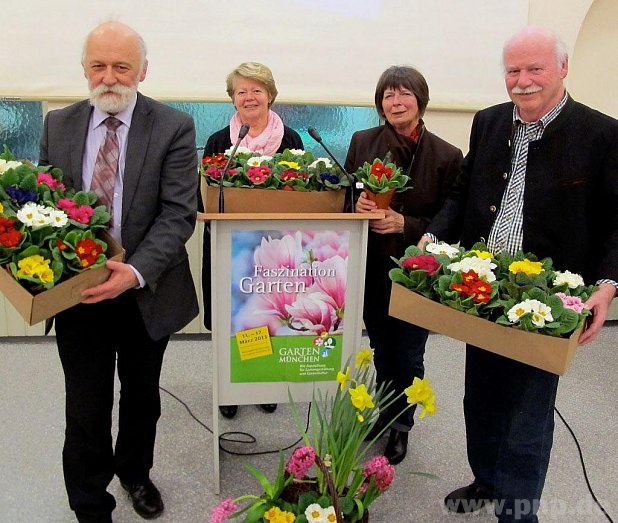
[67,205,94,224]
[556,292,586,314]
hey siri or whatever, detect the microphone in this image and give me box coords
[307,127,355,213]
[219,123,250,212]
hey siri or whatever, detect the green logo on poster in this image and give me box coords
[314,333,336,357]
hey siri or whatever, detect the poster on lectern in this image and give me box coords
[229,229,350,383]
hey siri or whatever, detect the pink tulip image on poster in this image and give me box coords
[231,229,349,336]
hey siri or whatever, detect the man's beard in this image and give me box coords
[89,83,136,114]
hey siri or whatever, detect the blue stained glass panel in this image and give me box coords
[166,102,380,165]
[0,101,43,163]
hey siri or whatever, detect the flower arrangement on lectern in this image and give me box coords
[201,148,350,192]
[208,348,437,523]
[0,146,111,291]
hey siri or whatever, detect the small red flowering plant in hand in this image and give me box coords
[352,155,410,194]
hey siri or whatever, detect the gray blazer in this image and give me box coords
[39,93,199,340]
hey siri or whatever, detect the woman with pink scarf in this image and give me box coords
[201,62,303,419]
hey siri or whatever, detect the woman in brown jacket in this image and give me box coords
[344,65,463,464]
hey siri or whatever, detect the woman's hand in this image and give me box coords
[356,191,404,234]
[370,208,405,234]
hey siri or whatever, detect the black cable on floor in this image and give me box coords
[159,385,311,457]
[555,406,614,523]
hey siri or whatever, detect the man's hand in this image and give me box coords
[578,283,616,345]
[418,234,433,249]
[81,260,139,304]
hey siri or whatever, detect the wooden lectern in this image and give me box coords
[198,212,379,493]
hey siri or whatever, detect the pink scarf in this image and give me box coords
[229,110,285,156]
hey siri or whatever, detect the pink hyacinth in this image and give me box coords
[556,292,586,314]
[208,498,238,523]
[285,446,316,479]
[362,455,394,492]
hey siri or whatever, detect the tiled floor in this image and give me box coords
[1,324,616,522]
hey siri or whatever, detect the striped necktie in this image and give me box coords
[91,117,121,215]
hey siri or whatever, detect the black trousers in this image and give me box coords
[464,345,559,523]
[364,312,428,431]
[55,293,169,521]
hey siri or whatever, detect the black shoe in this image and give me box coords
[219,405,238,418]
[444,482,494,513]
[384,428,408,465]
[259,403,278,413]
[364,417,389,442]
[120,479,164,519]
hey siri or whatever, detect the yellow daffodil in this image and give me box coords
[357,414,365,423]
[355,348,374,369]
[509,259,543,276]
[404,377,434,405]
[336,367,351,391]
[349,384,374,410]
[419,398,437,418]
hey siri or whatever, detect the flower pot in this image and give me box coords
[364,188,395,210]
[202,180,346,213]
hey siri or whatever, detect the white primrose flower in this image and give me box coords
[245,155,273,167]
[288,148,306,156]
[447,256,497,282]
[305,503,331,523]
[17,202,46,226]
[308,157,333,169]
[48,208,69,228]
[426,242,459,259]
[553,270,585,289]
[507,299,553,327]
[223,145,254,156]
[0,159,23,174]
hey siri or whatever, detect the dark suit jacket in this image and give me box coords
[39,93,199,340]
[427,96,618,285]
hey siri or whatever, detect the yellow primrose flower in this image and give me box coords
[336,367,351,391]
[264,506,281,521]
[0,202,3,213]
[355,348,374,369]
[404,377,434,405]
[278,160,301,170]
[469,249,493,259]
[349,384,374,410]
[509,259,543,276]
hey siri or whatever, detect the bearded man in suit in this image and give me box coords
[39,21,198,522]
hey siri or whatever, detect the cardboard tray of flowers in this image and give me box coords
[389,283,581,376]
[0,231,124,325]
[386,242,595,376]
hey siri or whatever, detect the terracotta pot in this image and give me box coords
[364,188,395,209]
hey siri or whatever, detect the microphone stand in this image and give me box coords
[219,123,250,213]
[307,127,355,213]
